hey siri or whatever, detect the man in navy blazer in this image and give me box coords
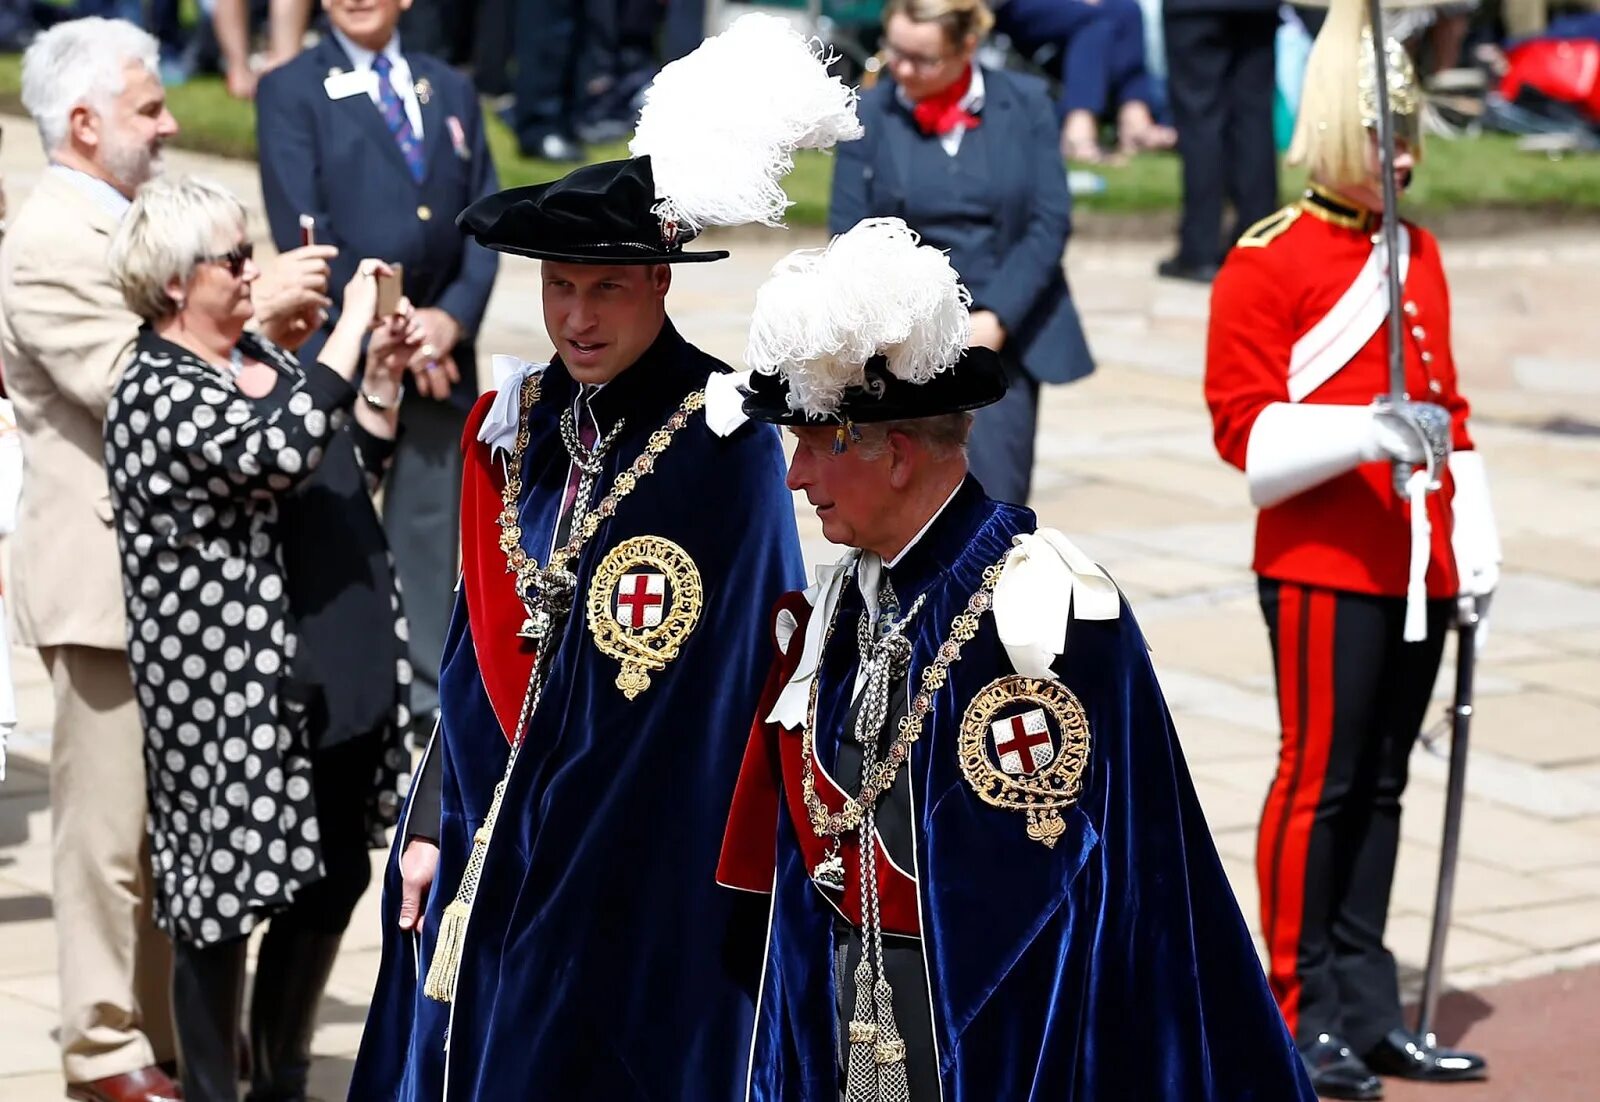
[257,0,500,743]
[830,52,1093,506]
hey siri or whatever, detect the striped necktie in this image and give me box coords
[371,54,425,184]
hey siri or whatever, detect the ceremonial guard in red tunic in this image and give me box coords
[1204,0,1500,1095]
[718,218,1315,1100]
[348,16,861,1100]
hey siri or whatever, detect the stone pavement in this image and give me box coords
[1,125,1599,1097]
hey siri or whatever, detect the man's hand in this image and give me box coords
[406,308,463,401]
[398,837,441,931]
[969,309,1007,352]
[255,244,338,351]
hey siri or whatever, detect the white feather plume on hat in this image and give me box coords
[745,218,973,419]
[629,13,863,236]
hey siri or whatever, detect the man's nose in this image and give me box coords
[785,449,808,492]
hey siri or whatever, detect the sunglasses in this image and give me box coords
[197,242,255,278]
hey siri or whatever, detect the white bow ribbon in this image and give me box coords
[767,553,859,730]
[704,370,753,438]
[992,530,1121,680]
[478,355,549,458]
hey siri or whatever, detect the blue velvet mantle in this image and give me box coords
[719,479,1317,1100]
[350,323,805,1100]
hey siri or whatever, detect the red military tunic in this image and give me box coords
[1205,189,1474,598]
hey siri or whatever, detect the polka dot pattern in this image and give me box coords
[105,333,411,945]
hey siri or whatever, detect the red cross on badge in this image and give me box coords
[991,709,1056,776]
[614,572,666,629]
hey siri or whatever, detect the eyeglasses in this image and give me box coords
[197,242,255,278]
[882,43,956,71]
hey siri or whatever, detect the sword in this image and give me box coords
[1364,0,1415,498]
[1415,592,1483,1041]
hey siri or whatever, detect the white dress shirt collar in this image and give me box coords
[49,164,132,219]
[886,478,965,570]
[330,27,424,139]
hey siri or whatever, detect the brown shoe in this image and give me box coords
[65,1065,183,1102]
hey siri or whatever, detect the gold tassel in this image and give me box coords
[423,898,471,1003]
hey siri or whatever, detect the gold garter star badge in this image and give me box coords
[959,675,1091,847]
[586,535,703,699]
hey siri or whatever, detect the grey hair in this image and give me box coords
[21,18,161,155]
[853,413,974,461]
[109,177,248,322]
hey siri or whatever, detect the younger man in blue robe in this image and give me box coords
[718,218,1317,1100]
[349,16,862,1100]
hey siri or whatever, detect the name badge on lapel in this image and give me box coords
[447,115,471,161]
[324,68,377,101]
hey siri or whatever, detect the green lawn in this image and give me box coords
[2,54,1597,222]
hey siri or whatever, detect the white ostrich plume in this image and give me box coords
[745,218,973,419]
[629,13,862,236]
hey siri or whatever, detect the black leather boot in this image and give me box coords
[1300,1033,1384,1100]
[245,926,343,1102]
[172,937,249,1102]
[1364,1029,1487,1083]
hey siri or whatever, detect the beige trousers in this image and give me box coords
[43,644,175,1084]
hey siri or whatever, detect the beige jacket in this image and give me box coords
[0,170,138,651]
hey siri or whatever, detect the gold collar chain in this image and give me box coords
[800,559,1004,840]
[493,371,706,623]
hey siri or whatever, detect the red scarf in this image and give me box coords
[912,65,981,137]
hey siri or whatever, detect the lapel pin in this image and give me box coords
[447,115,471,161]
[415,77,433,105]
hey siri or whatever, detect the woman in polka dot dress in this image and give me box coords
[103,178,414,1102]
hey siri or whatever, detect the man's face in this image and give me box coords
[786,425,897,550]
[541,261,671,386]
[91,61,177,194]
[322,0,412,51]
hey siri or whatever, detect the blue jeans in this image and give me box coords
[997,0,1157,118]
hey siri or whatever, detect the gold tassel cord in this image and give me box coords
[423,899,471,1002]
[421,672,542,1004]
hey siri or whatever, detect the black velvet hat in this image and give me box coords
[742,347,1008,426]
[456,157,729,265]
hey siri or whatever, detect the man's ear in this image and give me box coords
[68,104,99,152]
[653,263,672,298]
[886,429,919,491]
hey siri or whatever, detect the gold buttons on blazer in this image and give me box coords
[417,205,433,221]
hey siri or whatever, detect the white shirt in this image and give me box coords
[50,164,132,219]
[331,27,424,139]
[896,64,986,157]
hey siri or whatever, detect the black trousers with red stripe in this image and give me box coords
[1255,578,1452,1054]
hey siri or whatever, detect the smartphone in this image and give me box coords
[375,263,404,316]
[298,213,315,248]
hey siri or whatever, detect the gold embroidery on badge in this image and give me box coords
[958,676,1091,848]
[586,535,703,700]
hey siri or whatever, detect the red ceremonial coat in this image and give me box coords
[1204,194,1475,598]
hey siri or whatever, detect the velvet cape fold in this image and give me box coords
[718,480,1317,1100]
[350,323,806,1100]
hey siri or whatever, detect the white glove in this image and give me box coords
[1246,402,1425,508]
[1448,450,1501,598]
[1364,406,1429,464]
